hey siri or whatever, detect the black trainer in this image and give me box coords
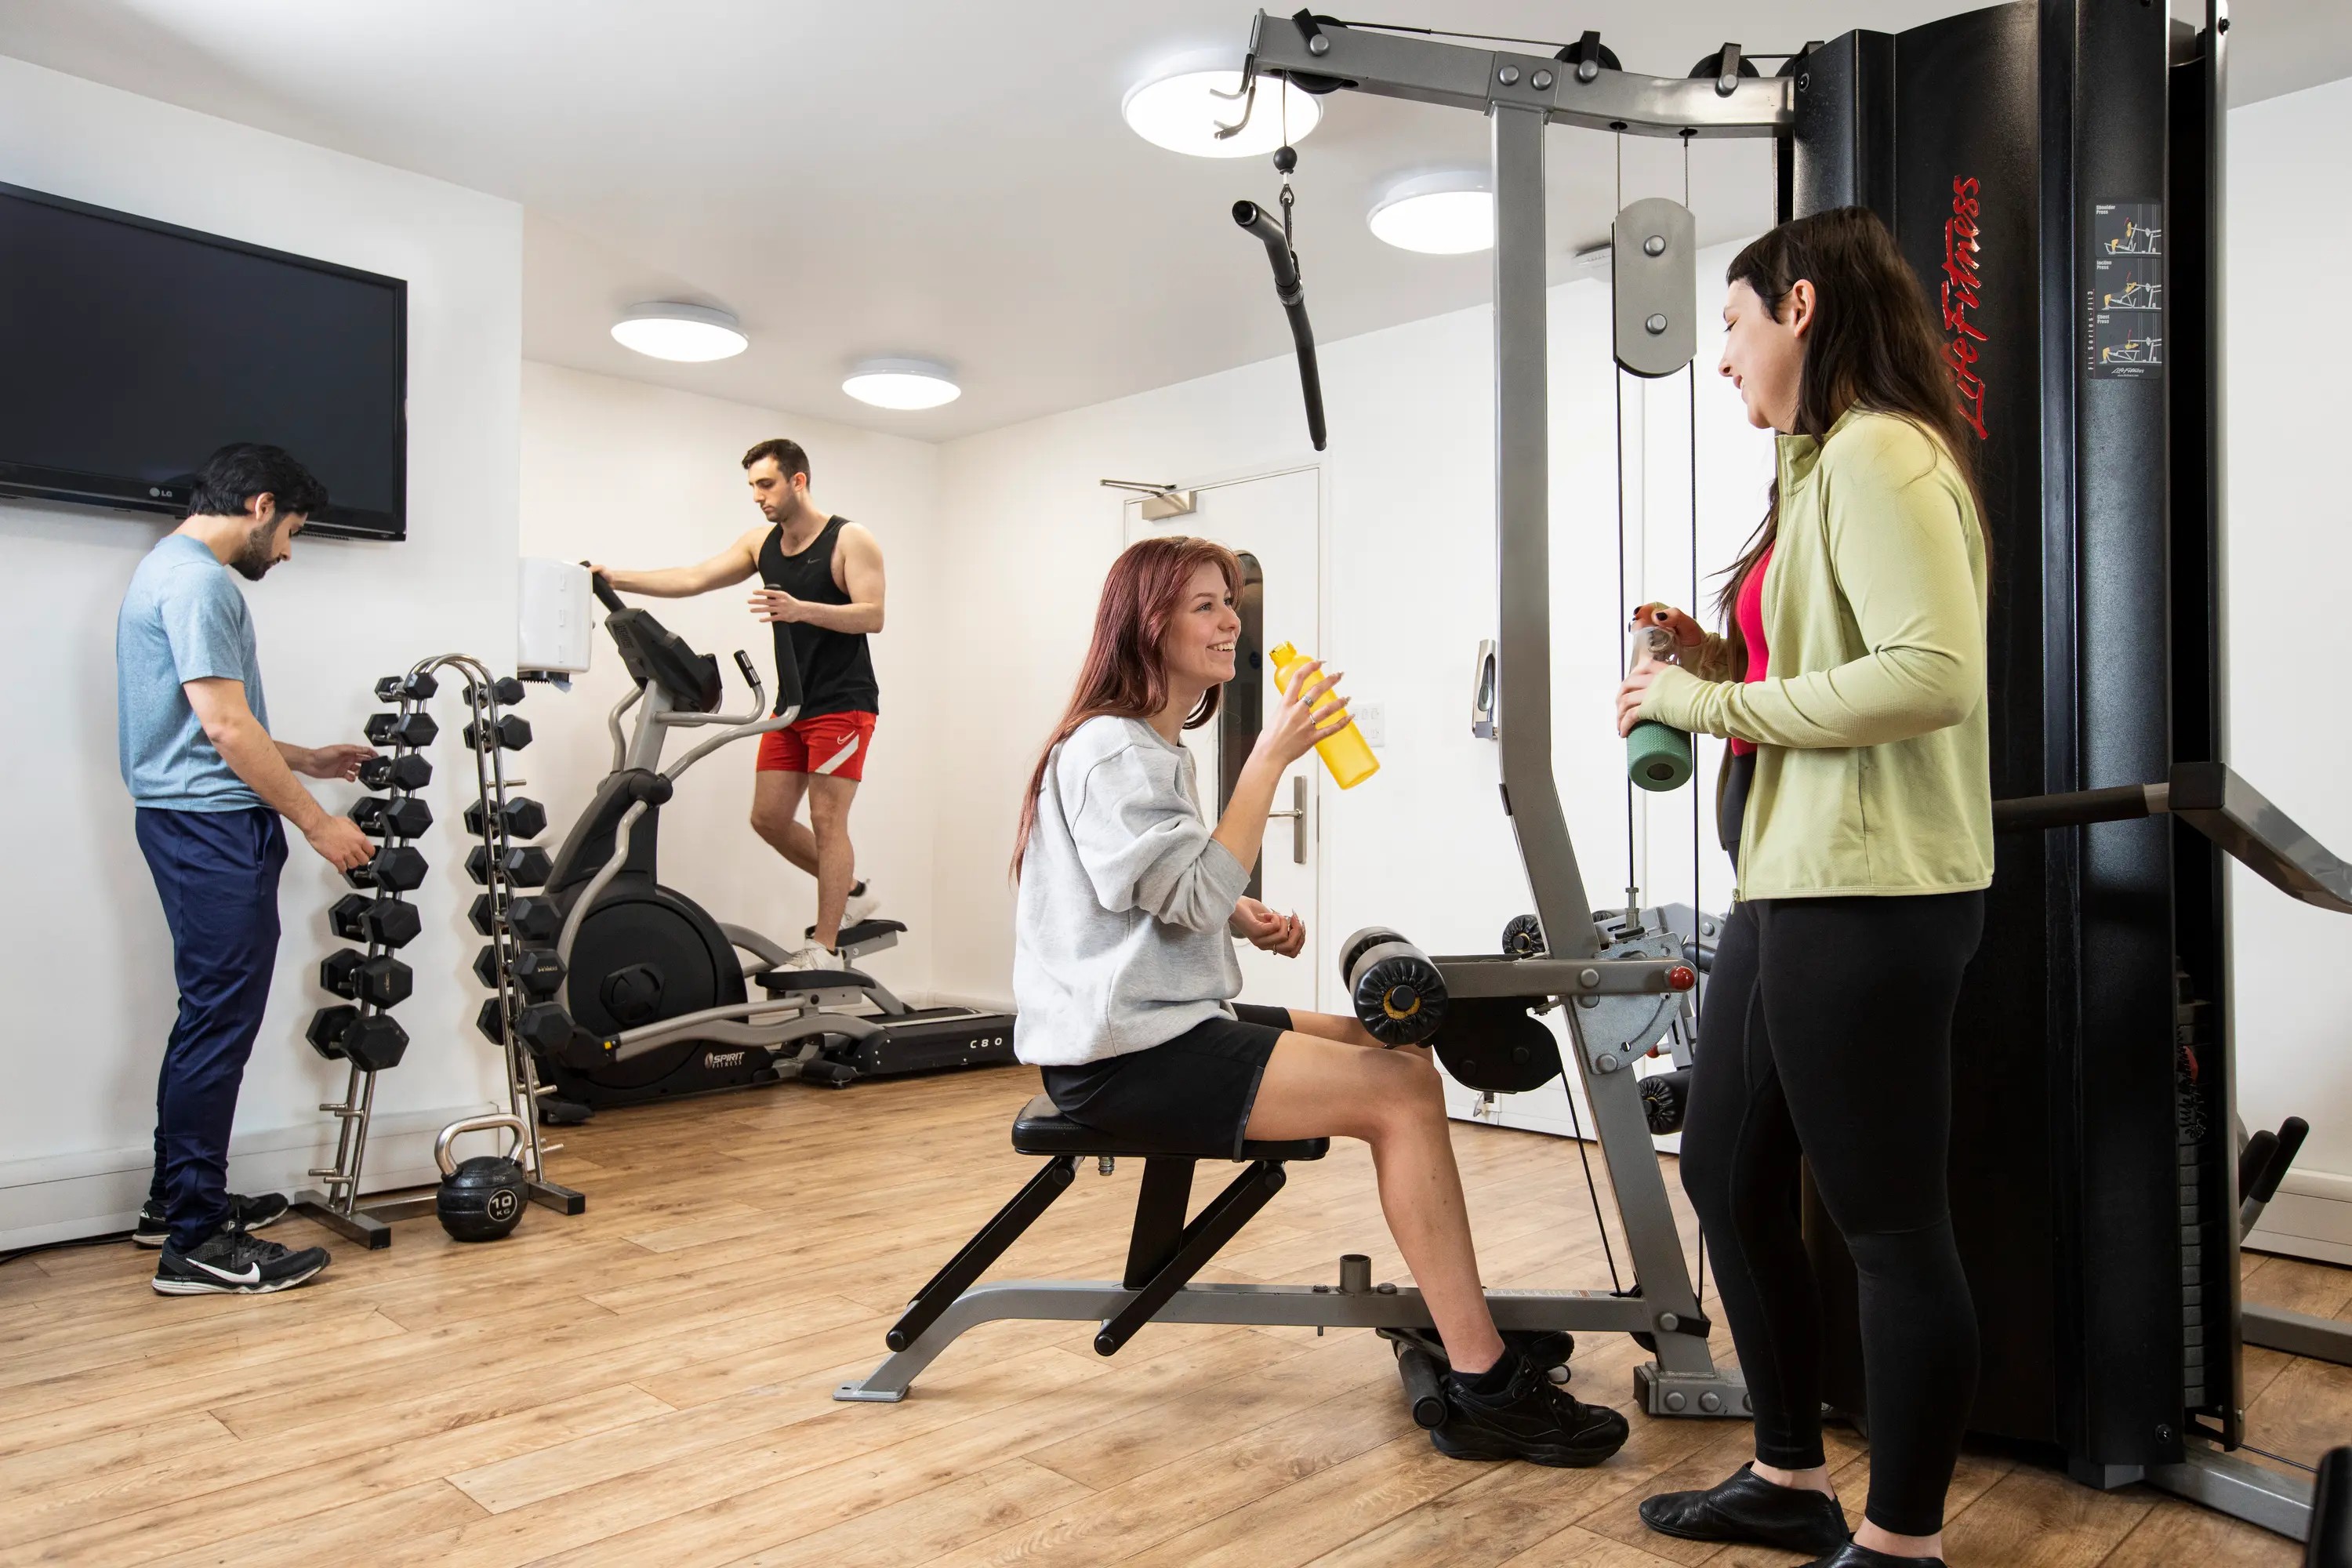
[1430,1351,1629,1467]
[153,1227,329,1296]
[1639,1462,1852,1555]
[1802,1546,1944,1568]
[132,1191,291,1248]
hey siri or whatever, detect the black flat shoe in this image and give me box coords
[1639,1462,1851,1555]
[1802,1544,1944,1568]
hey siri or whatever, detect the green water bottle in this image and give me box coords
[1626,626,1693,793]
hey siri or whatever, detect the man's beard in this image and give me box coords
[229,516,281,581]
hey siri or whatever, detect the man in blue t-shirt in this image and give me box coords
[117,443,375,1296]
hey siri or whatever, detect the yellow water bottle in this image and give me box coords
[1268,641,1380,789]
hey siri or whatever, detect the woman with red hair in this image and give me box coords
[1011,534,1628,1468]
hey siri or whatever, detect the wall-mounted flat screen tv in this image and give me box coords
[0,180,406,540]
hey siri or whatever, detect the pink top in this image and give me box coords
[1729,545,1773,757]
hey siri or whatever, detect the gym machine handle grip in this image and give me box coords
[1991,783,2161,833]
[1233,200,1329,452]
[583,562,626,612]
[2245,1116,2310,1207]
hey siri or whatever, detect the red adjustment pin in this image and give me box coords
[1666,964,1697,992]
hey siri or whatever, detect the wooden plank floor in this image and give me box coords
[0,1065,2339,1566]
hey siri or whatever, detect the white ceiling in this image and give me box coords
[2,0,2345,442]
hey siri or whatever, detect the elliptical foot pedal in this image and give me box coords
[800,1058,857,1087]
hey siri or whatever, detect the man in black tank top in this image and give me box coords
[591,437,885,964]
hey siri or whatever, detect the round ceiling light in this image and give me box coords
[1122,63,1321,158]
[1368,172,1495,255]
[611,303,749,362]
[842,358,961,411]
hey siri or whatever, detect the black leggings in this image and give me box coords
[1679,891,1985,1537]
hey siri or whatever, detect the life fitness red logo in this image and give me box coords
[1941,176,1990,441]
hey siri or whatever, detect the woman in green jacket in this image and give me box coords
[1618,208,1992,1568]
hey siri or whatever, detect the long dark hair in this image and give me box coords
[1011,535,1242,877]
[1711,207,1989,652]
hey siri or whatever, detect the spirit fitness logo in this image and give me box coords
[1941,176,1990,440]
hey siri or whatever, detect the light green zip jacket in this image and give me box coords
[1639,408,1994,898]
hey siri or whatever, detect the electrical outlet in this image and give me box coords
[1356,701,1387,747]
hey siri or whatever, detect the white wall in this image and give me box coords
[0,56,522,1248]
[931,243,1772,1026]
[2226,75,2352,1259]
[516,363,944,999]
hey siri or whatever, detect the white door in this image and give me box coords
[1123,467,1323,1012]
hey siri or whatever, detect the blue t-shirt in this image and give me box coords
[116,534,269,811]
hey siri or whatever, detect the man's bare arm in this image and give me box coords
[186,678,372,869]
[593,528,764,598]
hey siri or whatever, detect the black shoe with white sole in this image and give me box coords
[133,1190,291,1248]
[153,1227,328,1296]
[1430,1350,1630,1467]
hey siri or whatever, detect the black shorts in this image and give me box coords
[1040,1004,1294,1161]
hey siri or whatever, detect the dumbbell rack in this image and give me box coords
[291,655,584,1248]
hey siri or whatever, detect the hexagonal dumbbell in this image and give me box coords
[512,948,567,999]
[345,845,429,892]
[357,957,412,1008]
[466,844,553,887]
[351,795,434,840]
[463,797,549,842]
[463,714,532,752]
[468,891,564,942]
[373,670,439,702]
[320,948,365,998]
[361,897,423,949]
[318,949,412,1007]
[358,752,434,791]
[329,893,373,943]
[307,1004,357,1060]
[475,996,508,1045]
[507,895,563,943]
[511,1002,573,1051]
[463,677,526,706]
[365,711,439,749]
[340,1014,410,1073]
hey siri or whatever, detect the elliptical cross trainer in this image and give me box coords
[532,573,1018,1117]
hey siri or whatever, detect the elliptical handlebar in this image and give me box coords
[657,659,768,728]
[586,564,626,612]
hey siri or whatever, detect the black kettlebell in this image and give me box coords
[437,1154,527,1242]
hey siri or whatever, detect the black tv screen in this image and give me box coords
[0,181,406,539]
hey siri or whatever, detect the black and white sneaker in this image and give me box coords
[1432,1349,1630,1467]
[153,1227,329,1296]
[132,1191,291,1247]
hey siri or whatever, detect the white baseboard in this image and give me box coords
[0,1102,495,1253]
[2246,1166,2352,1267]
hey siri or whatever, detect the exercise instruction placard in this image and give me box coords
[2090,201,2162,380]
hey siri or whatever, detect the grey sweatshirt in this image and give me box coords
[1012,715,1250,1066]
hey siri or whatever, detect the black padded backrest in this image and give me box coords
[607,607,723,713]
[1011,1093,1327,1163]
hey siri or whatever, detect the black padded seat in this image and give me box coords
[1010,1093,1328,1163]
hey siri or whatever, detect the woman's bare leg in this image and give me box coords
[1245,1028,1506,1374]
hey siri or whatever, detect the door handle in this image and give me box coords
[1471,638,1497,739]
[1265,774,1308,865]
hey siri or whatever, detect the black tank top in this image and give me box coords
[758,515,879,719]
